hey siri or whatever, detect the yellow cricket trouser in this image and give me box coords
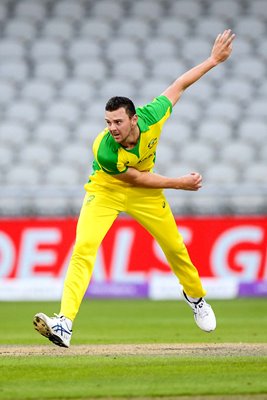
[60,185,206,321]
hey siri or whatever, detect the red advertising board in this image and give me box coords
[0,216,267,282]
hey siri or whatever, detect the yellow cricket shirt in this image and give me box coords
[85,95,172,189]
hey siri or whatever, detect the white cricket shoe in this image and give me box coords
[183,292,216,332]
[33,313,72,348]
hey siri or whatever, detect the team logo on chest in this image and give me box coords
[147,138,157,149]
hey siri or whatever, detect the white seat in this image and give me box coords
[45,101,80,126]
[183,80,215,103]
[52,0,84,23]
[0,39,25,59]
[99,79,135,99]
[34,122,69,148]
[14,0,47,23]
[151,59,186,81]
[60,79,93,106]
[68,39,102,61]
[90,1,125,22]
[154,143,175,172]
[32,196,71,215]
[220,142,256,168]
[34,60,68,84]
[115,19,152,41]
[30,39,64,61]
[259,143,267,162]
[162,120,192,146]
[166,162,199,178]
[78,18,114,42]
[41,18,76,43]
[169,0,203,19]
[247,0,267,18]
[0,80,16,106]
[0,60,28,84]
[20,144,54,168]
[235,17,266,41]
[5,101,40,126]
[219,78,254,103]
[195,17,227,40]
[144,39,177,62]
[138,79,170,101]
[0,145,14,170]
[58,143,92,169]
[257,81,267,97]
[231,37,253,58]
[209,0,242,18]
[171,99,201,124]
[155,18,189,40]
[45,164,81,185]
[76,120,105,143]
[106,39,140,62]
[0,121,30,147]
[73,60,107,84]
[205,164,239,184]
[0,2,7,22]
[246,98,267,119]
[237,119,267,148]
[207,99,240,123]
[198,119,233,148]
[244,163,267,184]
[4,19,37,44]
[182,37,211,63]
[112,60,147,83]
[6,164,42,185]
[22,79,57,106]
[231,57,265,81]
[129,1,163,22]
[86,100,106,121]
[180,141,215,170]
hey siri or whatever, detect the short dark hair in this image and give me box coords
[105,96,136,118]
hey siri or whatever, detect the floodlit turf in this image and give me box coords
[0,298,267,399]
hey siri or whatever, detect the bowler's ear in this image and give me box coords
[131,114,138,124]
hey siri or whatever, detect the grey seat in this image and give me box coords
[4,19,37,44]
[45,101,80,127]
[195,17,227,40]
[231,57,265,81]
[78,18,114,42]
[144,39,177,62]
[209,0,242,18]
[163,120,192,146]
[34,122,70,148]
[20,142,55,166]
[112,60,147,83]
[151,59,186,81]
[41,18,76,43]
[5,100,40,126]
[0,39,26,60]
[247,0,267,18]
[235,17,266,41]
[22,79,57,106]
[129,1,163,22]
[0,60,28,84]
[198,119,233,148]
[220,142,256,168]
[0,145,14,172]
[0,80,16,106]
[34,60,68,84]
[0,121,30,147]
[237,119,267,148]
[219,78,254,103]
[73,59,107,85]
[68,39,102,61]
[30,39,64,61]
[244,163,267,184]
[182,37,212,64]
[58,143,92,169]
[45,163,81,186]
[6,163,42,186]
[169,0,203,19]
[171,99,201,124]
[205,163,239,184]
[91,1,125,22]
[115,19,152,41]
[106,39,140,62]
[155,18,189,40]
[52,0,84,23]
[99,79,136,99]
[60,79,93,107]
[180,141,215,170]
[246,98,267,119]
[14,0,47,23]
[207,99,240,124]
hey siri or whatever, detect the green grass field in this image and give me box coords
[0,298,267,400]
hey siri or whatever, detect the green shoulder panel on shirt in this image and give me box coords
[136,95,172,129]
[96,132,127,175]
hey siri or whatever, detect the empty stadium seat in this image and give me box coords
[5,100,41,126]
[244,163,267,185]
[0,60,28,84]
[0,121,30,147]
[220,141,256,168]
[34,60,68,84]
[52,0,84,23]
[4,19,37,44]
[205,163,239,184]
[197,119,233,148]
[41,18,76,43]
[19,143,55,168]
[34,122,70,148]
[73,59,107,84]
[45,101,80,126]
[180,141,215,170]
[22,79,57,106]
[78,18,114,42]
[14,0,47,23]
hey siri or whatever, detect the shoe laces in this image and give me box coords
[194,299,210,318]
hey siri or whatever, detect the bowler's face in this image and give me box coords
[105,108,137,145]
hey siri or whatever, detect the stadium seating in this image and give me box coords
[0,0,266,215]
